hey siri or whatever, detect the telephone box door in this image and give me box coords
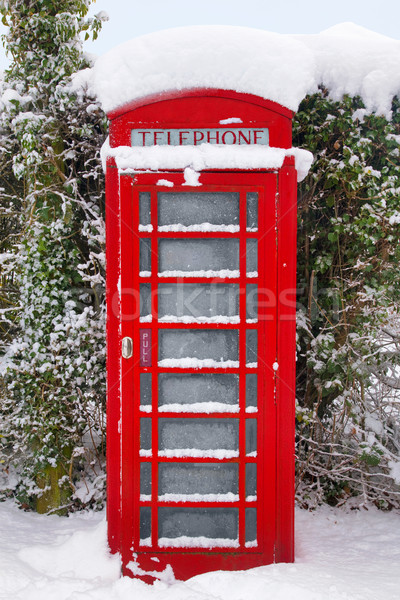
[119,171,278,581]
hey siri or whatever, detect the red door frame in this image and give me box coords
[105,88,296,580]
[106,165,296,581]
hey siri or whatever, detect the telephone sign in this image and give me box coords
[131,128,270,146]
[105,89,297,583]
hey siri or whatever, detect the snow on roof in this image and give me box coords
[78,23,400,119]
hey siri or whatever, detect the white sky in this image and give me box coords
[0,0,399,70]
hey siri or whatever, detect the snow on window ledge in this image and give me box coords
[101,139,313,183]
[158,492,239,503]
[158,536,240,549]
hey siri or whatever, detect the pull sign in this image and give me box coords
[140,329,152,367]
[122,337,133,359]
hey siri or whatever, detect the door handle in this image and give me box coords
[122,336,133,359]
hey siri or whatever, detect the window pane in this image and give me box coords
[247,193,258,231]
[158,192,239,229]
[158,283,239,322]
[140,418,152,453]
[140,373,152,411]
[246,463,257,499]
[140,283,151,320]
[158,239,239,277]
[140,463,152,498]
[245,508,257,545]
[158,418,239,457]
[159,373,239,412]
[246,374,257,412]
[246,239,258,275]
[139,192,151,227]
[246,330,258,366]
[246,420,257,456]
[140,507,151,544]
[158,507,239,546]
[140,238,152,274]
[158,463,238,499]
[246,284,258,321]
[158,329,239,367]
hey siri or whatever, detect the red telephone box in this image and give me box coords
[105,89,297,582]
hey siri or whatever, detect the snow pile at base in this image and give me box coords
[77,23,400,119]
[101,139,313,182]
[1,501,400,600]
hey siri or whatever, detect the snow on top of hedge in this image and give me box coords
[76,22,400,118]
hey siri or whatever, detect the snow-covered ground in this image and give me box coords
[1,501,399,600]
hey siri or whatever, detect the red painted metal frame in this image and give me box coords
[105,89,297,581]
[108,89,293,150]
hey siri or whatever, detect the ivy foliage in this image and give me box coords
[0,0,108,512]
[294,89,400,509]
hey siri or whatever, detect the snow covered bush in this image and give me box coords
[0,1,108,512]
[294,89,400,509]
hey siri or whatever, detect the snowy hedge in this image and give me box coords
[0,10,399,511]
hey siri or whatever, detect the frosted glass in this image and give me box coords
[246,330,258,364]
[158,192,239,227]
[246,284,258,321]
[246,239,258,273]
[140,239,152,273]
[158,419,239,452]
[158,507,238,540]
[140,283,151,318]
[139,192,151,226]
[247,193,258,230]
[246,463,257,498]
[159,373,239,409]
[159,463,238,495]
[159,329,239,362]
[140,419,152,450]
[140,373,152,409]
[158,239,239,274]
[158,283,239,320]
[246,374,257,410]
[246,420,257,455]
[140,507,151,540]
[245,508,257,543]
[140,463,152,496]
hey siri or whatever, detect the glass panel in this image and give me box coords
[247,193,258,231]
[158,239,239,277]
[158,507,239,546]
[158,463,238,499]
[140,283,152,320]
[139,192,151,227]
[158,192,239,230]
[158,418,239,457]
[246,374,257,412]
[246,420,257,456]
[140,463,152,498]
[245,508,257,545]
[158,283,239,322]
[140,507,151,543]
[246,330,258,366]
[246,463,257,499]
[140,373,152,412]
[159,373,239,412]
[140,418,152,452]
[158,329,239,367]
[246,284,258,321]
[140,238,152,274]
[246,239,258,275]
